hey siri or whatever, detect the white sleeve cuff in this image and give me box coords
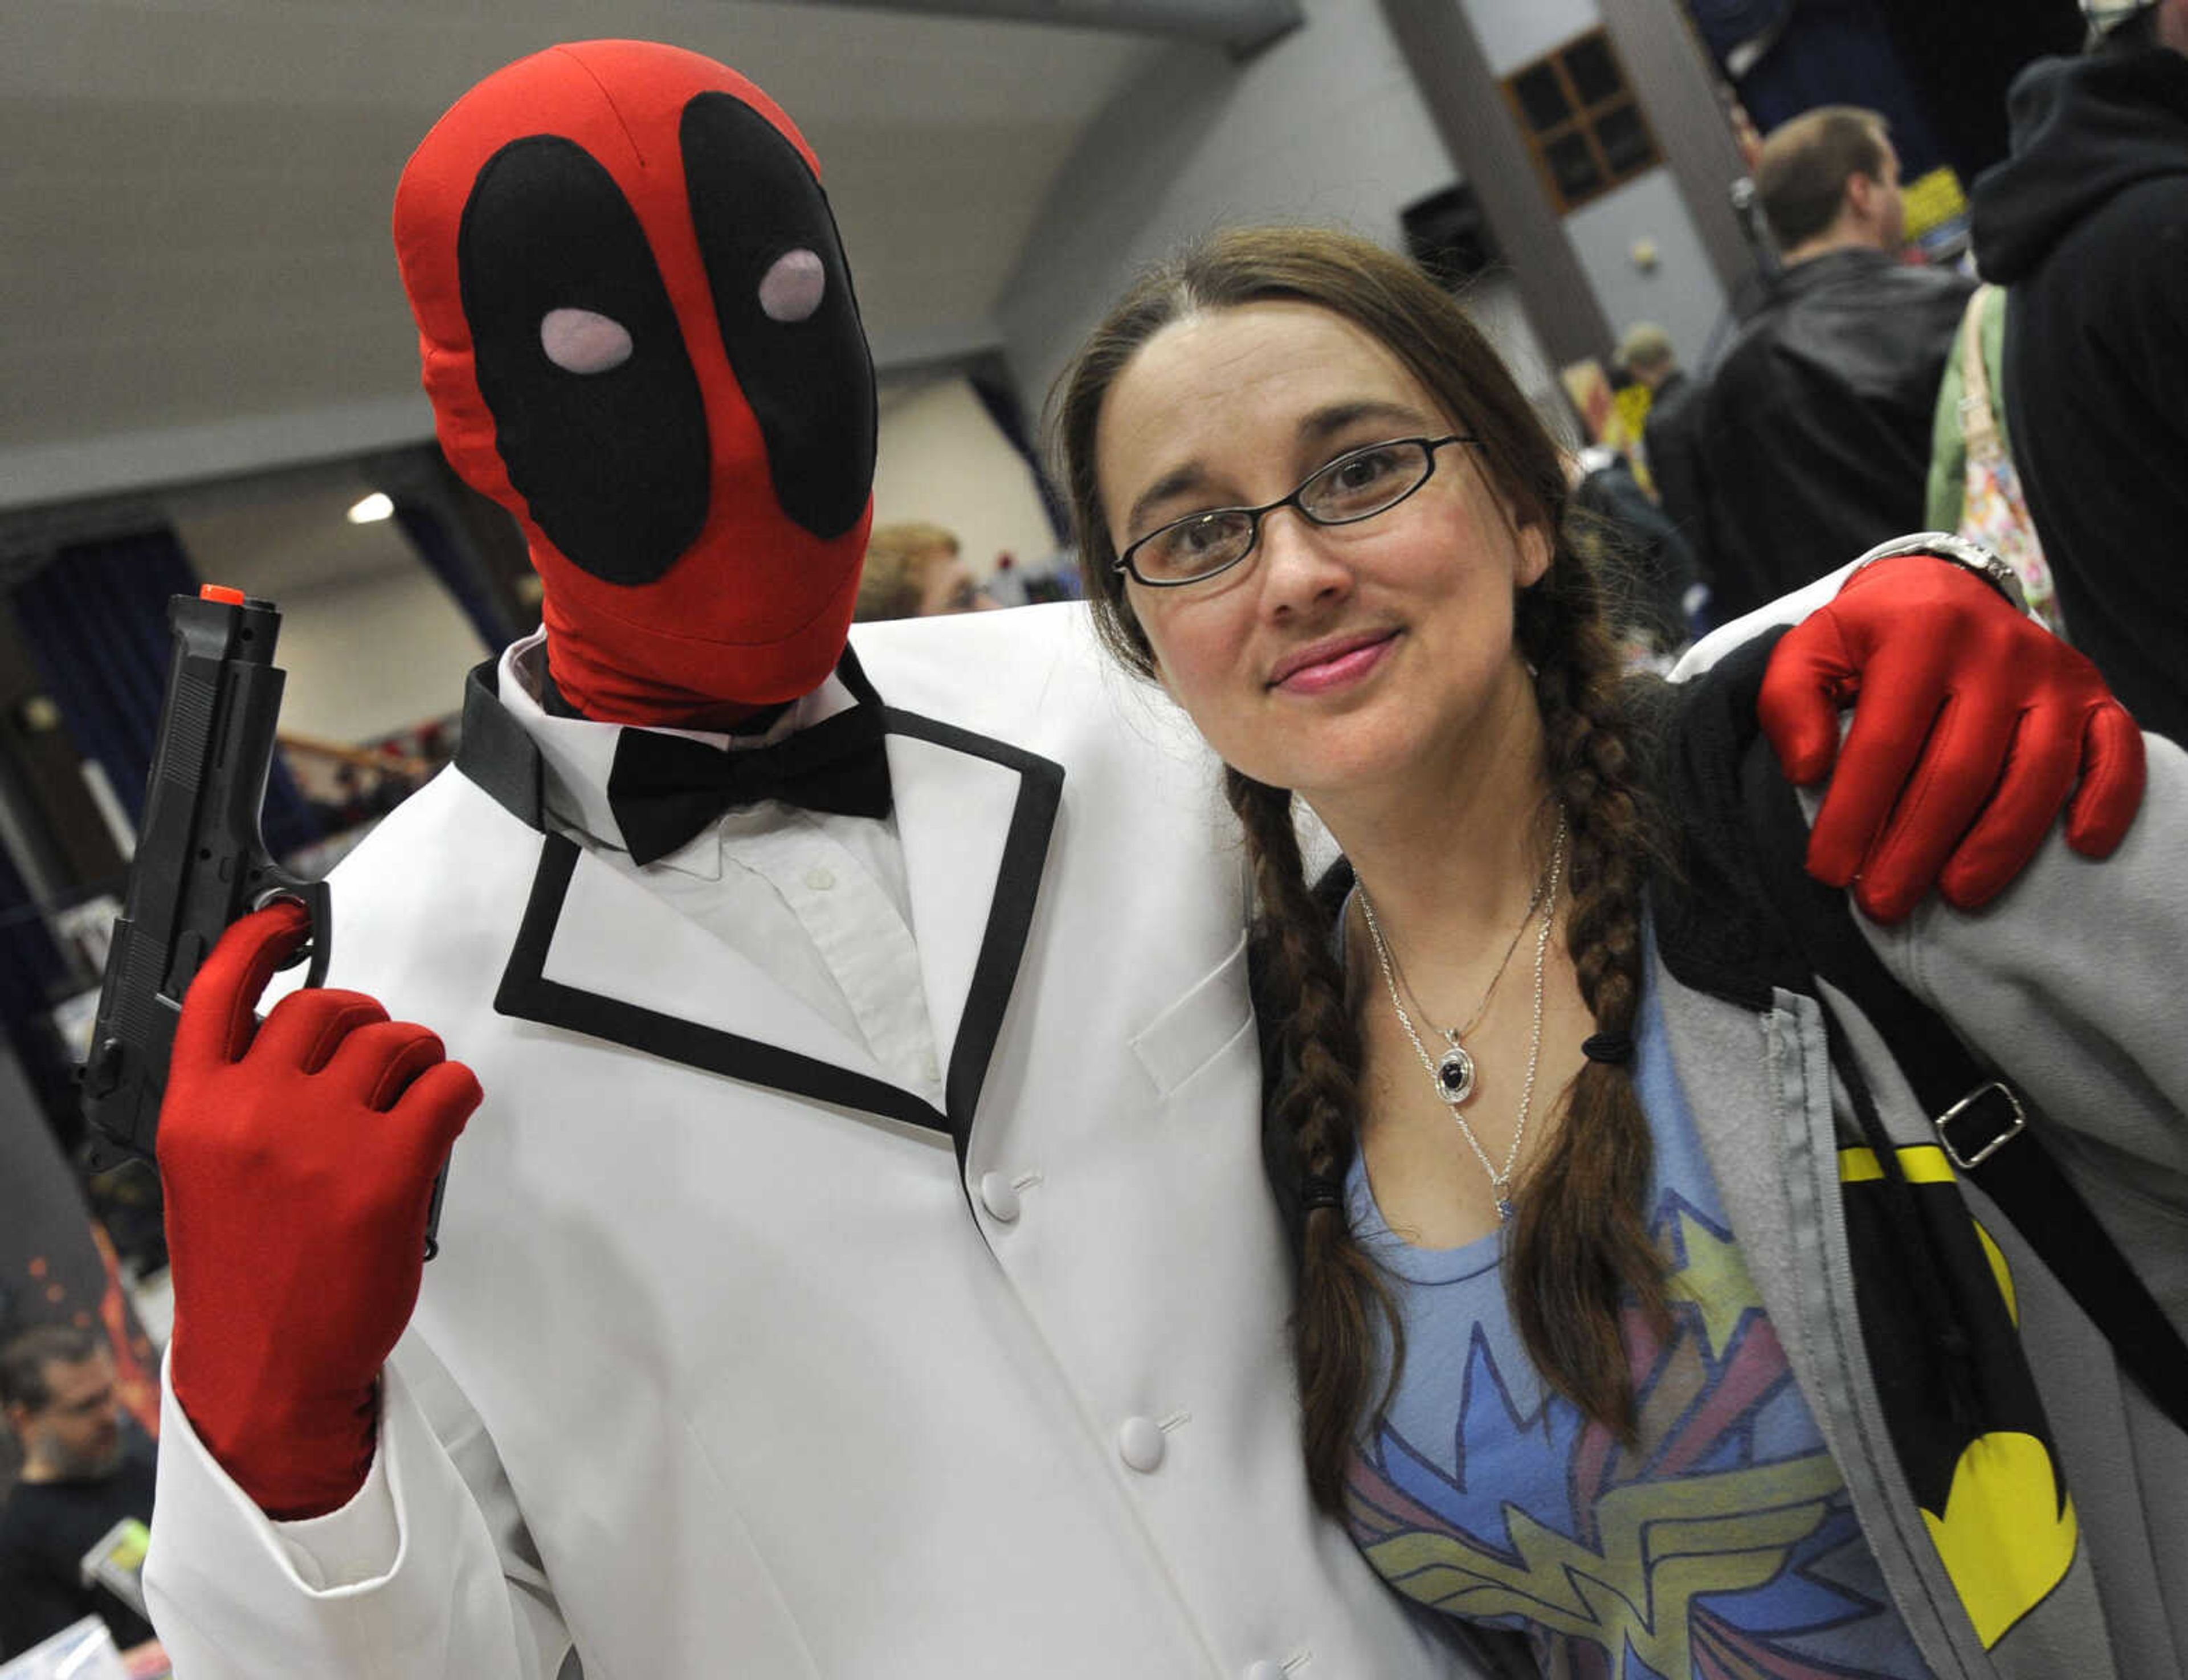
[1673,556,1865,679]
[154,1345,405,1595]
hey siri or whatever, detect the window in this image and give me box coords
[1501,29,1661,214]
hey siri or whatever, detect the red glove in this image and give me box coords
[1760,554,2145,922]
[160,902,481,1519]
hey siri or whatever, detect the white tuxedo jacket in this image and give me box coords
[142,605,1479,1679]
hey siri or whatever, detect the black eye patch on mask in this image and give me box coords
[458,136,711,585]
[681,93,876,541]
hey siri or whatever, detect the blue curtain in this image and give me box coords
[10,527,321,862]
[393,498,520,654]
[967,370,1071,546]
[0,826,81,1163]
[0,840,67,1047]
[1688,0,1952,183]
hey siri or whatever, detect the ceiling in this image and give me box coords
[169,475,422,600]
[0,0,1187,511]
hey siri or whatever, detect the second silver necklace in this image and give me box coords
[1357,813,1568,1221]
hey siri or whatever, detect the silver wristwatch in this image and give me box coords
[1853,532,2031,617]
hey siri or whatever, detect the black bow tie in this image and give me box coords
[606,704,893,866]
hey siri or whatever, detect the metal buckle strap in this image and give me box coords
[1934,1080,2026,1172]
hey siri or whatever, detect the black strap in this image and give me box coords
[1744,756,2188,1436]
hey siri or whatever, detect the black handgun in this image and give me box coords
[80,588,333,1160]
[83,588,453,1257]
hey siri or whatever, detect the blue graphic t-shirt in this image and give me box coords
[1344,968,1936,1679]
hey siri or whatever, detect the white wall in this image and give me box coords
[1466,0,1604,75]
[1563,169,1728,370]
[1459,270,1583,452]
[998,0,1517,418]
[873,376,1061,578]
[1450,0,1728,374]
[271,566,483,743]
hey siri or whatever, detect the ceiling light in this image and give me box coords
[347,492,394,524]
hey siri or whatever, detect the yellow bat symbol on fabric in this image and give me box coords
[1920,1431,2077,1648]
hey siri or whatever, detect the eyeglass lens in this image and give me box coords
[1129,439,1435,584]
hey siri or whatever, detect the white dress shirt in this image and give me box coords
[496,632,944,1106]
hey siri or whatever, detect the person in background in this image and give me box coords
[1618,323,1715,622]
[1055,224,2170,1680]
[1970,0,2188,740]
[0,1327,156,1658]
[1700,107,1975,618]
[853,520,998,619]
[1922,280,2068,634]
[1565,443,1699,657]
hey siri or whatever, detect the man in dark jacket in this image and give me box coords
[0,1327,156,1657]
[1699,107,1975,619]
[1970,0,2188,742]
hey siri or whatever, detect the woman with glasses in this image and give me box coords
[1051,227,2183,1680]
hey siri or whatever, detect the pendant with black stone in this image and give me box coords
[1436,1036,1476,1106]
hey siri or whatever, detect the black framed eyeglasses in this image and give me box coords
[1114,434,1479,588]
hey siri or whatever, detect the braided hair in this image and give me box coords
[1052,227,1673,1509]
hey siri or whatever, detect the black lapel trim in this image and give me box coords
[456,658,544,829]
[493,833,954,1137]
[471,663,1065,1157]
[879,706,1065,1164]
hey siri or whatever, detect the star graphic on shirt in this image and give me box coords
[1665,1204,1762,1363]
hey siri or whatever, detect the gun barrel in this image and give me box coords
[81,592,323,1157]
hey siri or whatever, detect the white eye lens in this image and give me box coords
[758,248,826,323]
[540,308,634,374]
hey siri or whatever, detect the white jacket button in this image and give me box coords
[978,1172,1021,1223]
[1117,1415,1166,1473]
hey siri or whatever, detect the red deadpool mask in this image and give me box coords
[394,41,877,722]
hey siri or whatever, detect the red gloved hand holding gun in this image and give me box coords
[160,900,480,1519]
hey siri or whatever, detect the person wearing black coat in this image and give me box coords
[1970,6,2188,743]
[1697,108,1975,621]
[1569,446,1699,651]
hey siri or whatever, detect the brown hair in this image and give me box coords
[1614,321,1676,381]
[855,521,960,622]
[1754,106,1891,250]
[1050,227,1670,1510]
[1,1324,103,1413]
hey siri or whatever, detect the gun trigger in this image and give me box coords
[300,882,333,989]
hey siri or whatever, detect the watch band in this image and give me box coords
[1851,532,2032,617]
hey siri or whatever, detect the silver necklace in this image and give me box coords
[1376,873,1544,1106]
[1357,813,1567,1221]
